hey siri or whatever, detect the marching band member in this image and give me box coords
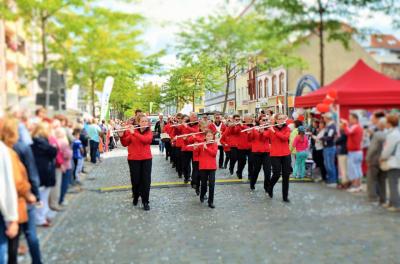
[181,113,199,183]
[226,114,241,176]
[162,117,173,162]
[194,130,218,208]
[172,113,185,178]
[236,114,254,179]
[247,116,271,191]
[119,115,153,211]
[185,120,208,195]
[209,113,227,169]
[267,114,291,203]
[220,125,231,169]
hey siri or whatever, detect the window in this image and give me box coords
[264,78,268,98]
[272,76,277,96]
[258,80,262,98]
[279,73,285,95]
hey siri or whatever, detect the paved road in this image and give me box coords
[28,146,400,264]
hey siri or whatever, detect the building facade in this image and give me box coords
[204,76,236,114]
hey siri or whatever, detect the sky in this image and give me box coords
[100,0,399,85]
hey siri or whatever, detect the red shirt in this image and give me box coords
[344,123,363,151]
[120,129,153,160]
[196,142,218,170]
[173,126,184,148]
[181,124,199,151]
[226,126,241,148]
[269,125,291,157]
[187,134,205,161]
[238,125,252,150]
[220,130,231,152]
[248,129,270,153]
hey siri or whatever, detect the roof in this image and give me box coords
[295,59,400,108]
[370,34,400,50]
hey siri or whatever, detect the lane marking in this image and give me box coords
[99,178,313,192]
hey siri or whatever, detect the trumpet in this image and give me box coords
[241,120,288,133]
[175,131,205,138]
[187,140,216,147]
[170,121,199,127]
[113,125,151,133]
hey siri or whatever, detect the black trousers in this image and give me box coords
[270,155,291,200]
[164,140,172,160]
[175,147,183,177]
[128,159,152,204]
[224,151,231,168]
[182,151,193,181]
[89,140,99,164]
[200,170,216,204]
[171,146,176,165]
[218,145,224,168]
[252,152,271,191]
[192,161,200,190]
[237,149,253,179]
[229,147,238,173]
[312,149,327,181]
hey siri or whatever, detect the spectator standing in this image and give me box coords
[292,126,309,179]
[322,113,338,187]
[366,113,387,204]
[72,129,84,185]
[311,121,327,182]
[380,114,400,212]
[343,113,364,192]
[87,119,101,164]
[336,127,349,188]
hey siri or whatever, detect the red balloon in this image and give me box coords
[323,98,334,105]
[316,103,330,113]
[298,115,305,121]
[328,89,337,99]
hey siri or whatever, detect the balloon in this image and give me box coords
[298,115,305,122]
[323,98,334,105]
[316,103,330,113]
[328,89,337,99]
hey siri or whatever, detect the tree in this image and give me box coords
[255,0,399,86]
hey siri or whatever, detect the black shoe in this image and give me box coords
[267,187,273,198]
[200,196,204,203]
[229,168,233,175]
[133,198,138,206]
[236,173,242,179]
[196,189,200,196]
[208,203,215,209]
[250,185,255,190]
[143,203,150,211]
[184,179,189,184]
[283,198,290,203]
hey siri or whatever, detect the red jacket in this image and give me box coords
[196,142,218,170]
[187,134,205,161]
[173,126,184,148]
[220,130,231,152]
[344,124,363,151]
[248,129,270,153]
[209,122,226,134]
[226,125,241,148]
[238,125,252,150]
[120,129,153,160]
[181,124,199,151]
[269,125,291,157]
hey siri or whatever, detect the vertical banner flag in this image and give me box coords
[100,76,114,121]
[66,84,80,110]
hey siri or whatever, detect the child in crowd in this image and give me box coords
[292,126,309,179]
[194,130,218,209]
[72,128,84,185]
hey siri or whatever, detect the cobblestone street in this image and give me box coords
[32,146,400,264]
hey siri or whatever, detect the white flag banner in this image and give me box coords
[100,76,114,121]
[66,84,79,110]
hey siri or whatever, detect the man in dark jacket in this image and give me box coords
[155,114,167,153]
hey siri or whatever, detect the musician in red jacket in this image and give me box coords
[226,114,242,176]
[194,130,218,208]
[267,114,291,203]
[209,113,227,169]
[248,116,271,191]
[237,114,255,179]
[119,115,153,211]
[181,112,199,183]
[220,128,231,169]
[172,113,186,178]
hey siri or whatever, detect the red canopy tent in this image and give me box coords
[294,60,400,118]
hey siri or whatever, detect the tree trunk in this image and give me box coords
[222,66,230,114]
[40,14,47,69]
[317,0,325,86]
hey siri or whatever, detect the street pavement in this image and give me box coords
[25,146,400,264]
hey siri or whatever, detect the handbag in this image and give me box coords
[380,142,400,171]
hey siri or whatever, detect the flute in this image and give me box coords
[113,125,151,133]
[175,131,205,138]
[240,121,287,132]
[187,140,215,147]
[170,121,198,127]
